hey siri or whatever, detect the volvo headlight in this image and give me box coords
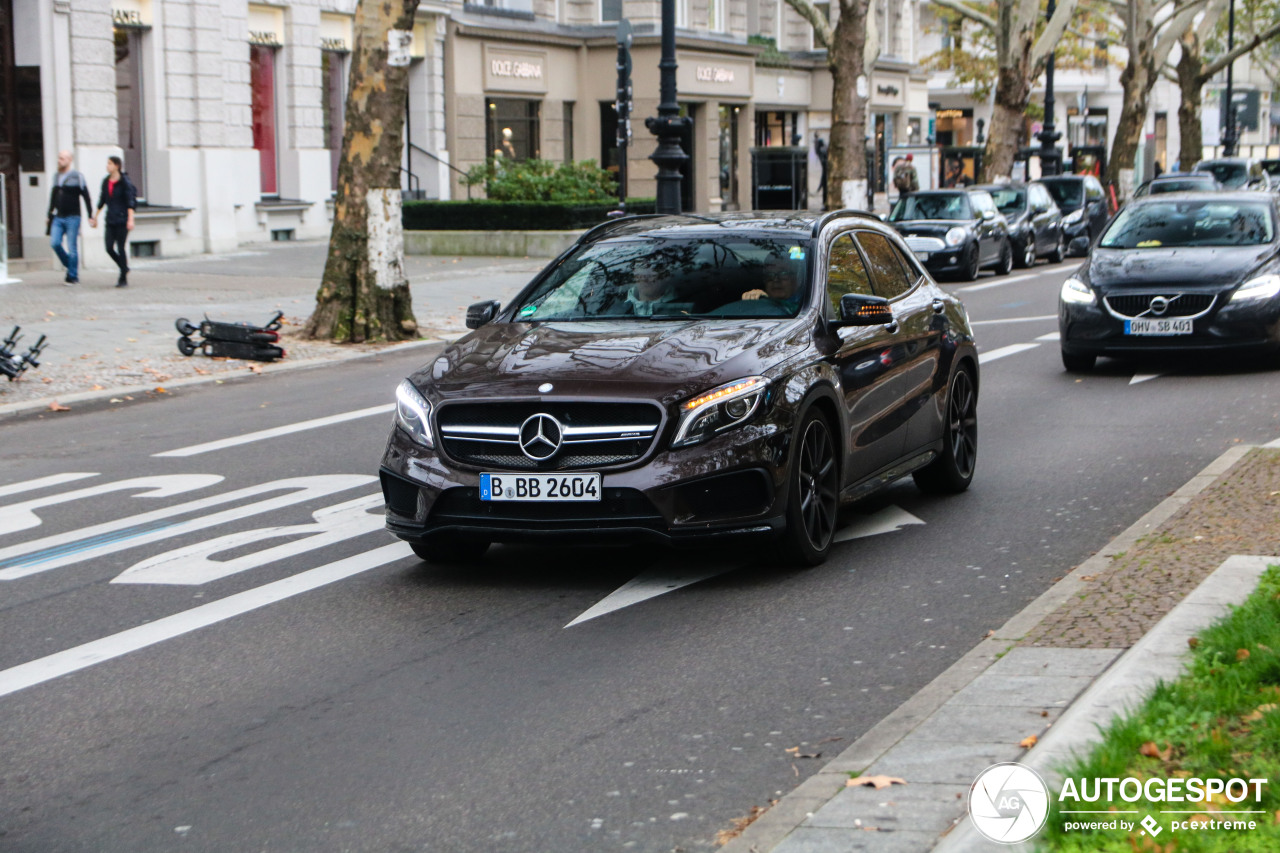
[944,227,967,246]
[1060,277,1096,305]
[1229,273,1280,303]
[672,377,768,448]
[1063,209,1084,225]
[395,379,434,447]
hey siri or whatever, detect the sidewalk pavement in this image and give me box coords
[724,443,1280,852]
[0,241,542,417]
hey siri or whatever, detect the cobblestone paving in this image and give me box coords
[1024,447,1280,649]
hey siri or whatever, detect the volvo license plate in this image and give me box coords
[480,473,601,502]
[1125,318,1192,336]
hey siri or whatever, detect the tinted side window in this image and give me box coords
[970,192,995,215]
[1085,178,1103,200]
[855,232,913,300]
[827,233,873,313]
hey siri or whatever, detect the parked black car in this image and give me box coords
[380,211,980,567]
[1132,172,1221,198]
[1039,175,1111,255]
[975,182,1066,267]
[1058,192,1280,371]
[1193,158,1273,192]
[1260,160,1280,192]
[887,189,1013,281]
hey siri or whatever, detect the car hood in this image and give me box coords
[416,318,810,406]
[1084,246,1278,292]
[891,220,973,236]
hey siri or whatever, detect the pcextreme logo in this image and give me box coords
[968,762,1269,845]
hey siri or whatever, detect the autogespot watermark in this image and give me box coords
[968,762,1269,844]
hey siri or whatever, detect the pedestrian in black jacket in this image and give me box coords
[47,150,95,285]
[94,156,137,287]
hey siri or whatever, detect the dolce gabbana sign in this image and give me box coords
[695,65,736,84]
[679,53,751,97]
[483,47,548,93]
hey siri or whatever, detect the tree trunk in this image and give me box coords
[1176,30,1205,171]
[826,0,869,210]
[306,0,420,343]
[983,64,1032,182]
[1107,58,1152,201]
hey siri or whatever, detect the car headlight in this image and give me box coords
[1060,277,1096,305]
[1229,273,1280,303]
[944,227,967,246]
[1063,209,1084,225]
[672,376,768,448]
[395,379,434,447]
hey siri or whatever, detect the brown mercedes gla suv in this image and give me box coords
[380,211,979,566]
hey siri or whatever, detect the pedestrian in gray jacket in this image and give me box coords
[47,150,95,285]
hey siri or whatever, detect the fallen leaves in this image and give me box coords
[846,775,906,790]
[1139,741,1173,761]
[1237,648,1251,662]
[1019,735,1038,749]
[713,801,776,846]
[1188,637,1201,649]
[784,747,822,759]
[247,364,263,373]
[48,401,70,412]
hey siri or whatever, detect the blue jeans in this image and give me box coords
[50,215,82,279]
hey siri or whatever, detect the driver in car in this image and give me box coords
[625,268,680,316]
[741,263,800,312]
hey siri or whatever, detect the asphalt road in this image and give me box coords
[2,258,1279,853]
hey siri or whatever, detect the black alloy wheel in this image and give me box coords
[995,239,1014,276]
[778,410,839,566]
[1049,232,1066,264]
[411,534,490,564]
[960,244,981,282]
[1018,236,1036,268]
[913,366,977,494]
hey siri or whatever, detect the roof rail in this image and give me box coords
[577,213,669,244]
[810,208,883,237]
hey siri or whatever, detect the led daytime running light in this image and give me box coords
[683,378,765,411]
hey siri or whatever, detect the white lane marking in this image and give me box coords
[113,494,385,585]
[0,542,412,699]
[0,475,375,580]
[0,473,98,499]
[832,505,925,544]
[1130,374,1162,385]
[978,343,1040,364]
[969,314,1057,326]
[958,271,1049,292]
[1035,331,1061,341]
[0,475,224,537]
[565,562,738,628]
[153,403,395,458]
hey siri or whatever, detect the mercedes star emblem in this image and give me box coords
[519,413,564,461]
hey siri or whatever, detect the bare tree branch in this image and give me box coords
[783,0,833,49]
[1031,0,1082,69]
[1200,18,1280,78]
[1153,0,1212,68]
[928,0,997,33]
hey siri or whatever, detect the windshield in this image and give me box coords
[1149,178,1215,194]
[1042,180,1082,208]
[889,194,972,221]
[988,188,1025,214]
[1195,162,1249,188]
[512,236,812,321]
[1098,201,1275,249]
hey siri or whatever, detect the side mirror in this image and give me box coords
[981,209,997,220]
[1068,236,1090,255]
[466,300,502,329]
[839,293,894,327]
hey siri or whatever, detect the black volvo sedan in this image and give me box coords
[381,212,979,567]
[1058,193,1280,371]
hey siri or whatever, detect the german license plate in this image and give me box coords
[480,472,601,502]
[1125,318,1192,336]
[914,251,930,261]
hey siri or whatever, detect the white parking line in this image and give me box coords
[969,314,1057,326]
[978,343,1040,364]
[153,403,395,457]
[0,473,97,499]
[1130,374,1162,385]
[958,270,1059,293]
[1035,332,1061,341]
[0,542,411,699]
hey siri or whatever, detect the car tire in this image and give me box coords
[410,535,490,564]
[776,409,839,567]
[995,240,1014,276]
[1049,233,1066,264]
[913,364,977,495]
[960,245,981,282]
[1016,237,1036,269]
[1061,349,1096,372]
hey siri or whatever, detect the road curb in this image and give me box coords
[720,442,1259,853]
[0,336,447,421]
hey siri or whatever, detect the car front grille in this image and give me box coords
[436,401,663,471]
[1103,293,1217,319]
[904,236,947,253]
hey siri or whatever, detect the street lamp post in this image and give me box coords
[645,0,690,214]
[1222,0,1239,156]
[1035,0,1062,176]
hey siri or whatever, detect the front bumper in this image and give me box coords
[1062,218,1090,253]
[379,420,793,546]
[1059,295,1280,358]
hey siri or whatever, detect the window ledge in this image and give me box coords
[462,3,536,21]
[254,198,312,212]
[134,204,193,220]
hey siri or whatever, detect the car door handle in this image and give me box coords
[932,298,945,314]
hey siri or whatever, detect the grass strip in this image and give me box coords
[1037,565,1280,852]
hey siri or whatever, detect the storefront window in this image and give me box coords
[321,50,345,191]
[719,105,739,210]
[487,98,540,162]
[934,108,972,147]
[250,45,278,196]
[1067,107,1108,148]
[755,111,798,147]
[114,27,146,199]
